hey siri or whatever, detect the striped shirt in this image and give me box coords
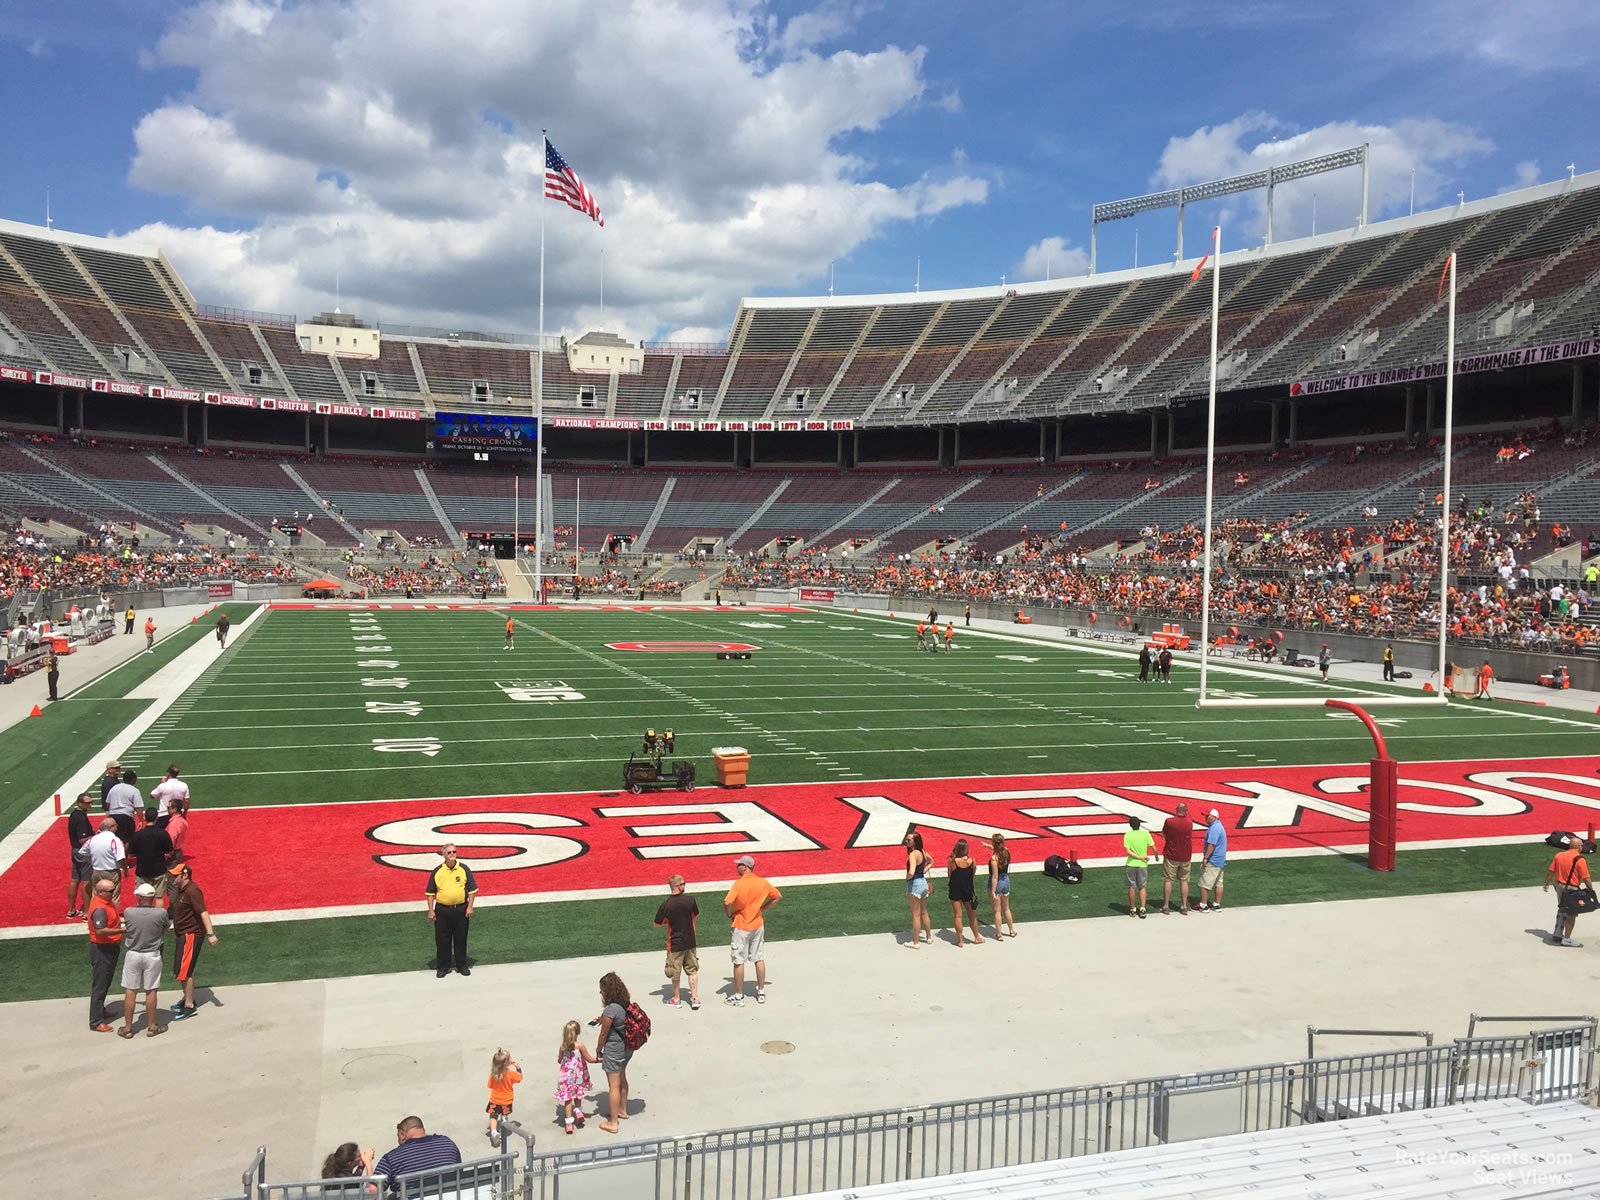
[375,1133,461,1182]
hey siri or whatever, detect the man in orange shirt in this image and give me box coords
[722,855,780,1006]
[1544,838,1592,948]
[1476,660,1494,700]
[503,618,515,651]
[143,617,156,652]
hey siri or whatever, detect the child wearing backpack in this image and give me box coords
[596,972,649,1134]
[553,1021,597,1134]
[485,1048,522,1147]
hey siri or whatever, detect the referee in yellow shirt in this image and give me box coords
[426,844,478,977]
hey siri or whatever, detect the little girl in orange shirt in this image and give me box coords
[486,1048,522,1147]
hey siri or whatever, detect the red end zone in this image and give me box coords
[8,756,1598,928]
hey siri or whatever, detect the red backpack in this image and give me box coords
[620,1001,651,1051]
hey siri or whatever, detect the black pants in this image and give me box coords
[1383,663,1395,681]
[47,670,59,700]
[125,619,133,634]
[89,942,118,1027]
[435,904,469,970]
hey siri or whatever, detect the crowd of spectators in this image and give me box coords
[720,527,1597,654]
[346,553,505,597]
[2,526,293,600]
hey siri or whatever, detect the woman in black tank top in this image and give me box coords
[946,839,984,947]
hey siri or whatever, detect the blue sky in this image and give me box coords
[1,0,1596,340]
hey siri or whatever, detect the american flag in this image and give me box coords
[545,140,604,227]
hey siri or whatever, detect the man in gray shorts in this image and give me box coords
[119,883,171,1038]
[1123,815,1155,920]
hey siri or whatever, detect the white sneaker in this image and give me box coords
[724,994,743,1006]
[756,989,767,1004]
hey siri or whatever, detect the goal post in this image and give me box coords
[1192,230,1455,712]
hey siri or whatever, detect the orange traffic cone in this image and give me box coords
[28,705,42,717]
[1422,682,1435,693]
[191,616,198,624]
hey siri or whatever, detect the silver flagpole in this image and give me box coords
[576,477,582,565]
[1197,226,1221,704]
[535,130,547,601]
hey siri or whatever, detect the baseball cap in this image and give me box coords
[1207,809,1220,820]
[168,860,189,876]
[735,855,755,869]
[134,883,158,898]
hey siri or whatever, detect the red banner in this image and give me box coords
[91,379,144,396]
[261,397,312,413]
[799,588,836,603]
[0,365,32,383]
[204,392,258,408]
[549,417,644,430]
[206,582,235,599]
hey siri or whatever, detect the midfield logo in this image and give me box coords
[497,680,586,702]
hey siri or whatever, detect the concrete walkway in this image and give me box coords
[3,883,1598,1199]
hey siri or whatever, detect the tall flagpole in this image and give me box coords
[1437,252,1456,695]
[1198,226,1221,703]
[535,129,547,601]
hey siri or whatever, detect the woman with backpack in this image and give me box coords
[594,972,642,1134]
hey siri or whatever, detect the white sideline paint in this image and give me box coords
[0,604,270,878]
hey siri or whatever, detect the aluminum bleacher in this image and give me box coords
[647,474,780,548]
[159,452,337,538]
[0,232,131,376]
[69,244,230,389]
[256,326,349,402]
[546,471,668,539]
[0,249,104,374]
[194,317,278,393]
[733,473,892,549]
[614,353,673,418]
[796,1099,1600,1199]
[292,459,446,539]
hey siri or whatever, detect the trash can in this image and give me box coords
[712,746,750,788]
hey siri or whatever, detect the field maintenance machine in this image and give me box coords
[623,728,697,794]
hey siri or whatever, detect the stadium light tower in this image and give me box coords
[1089,145,1367,272]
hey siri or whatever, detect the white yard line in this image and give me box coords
[0,604,272,877]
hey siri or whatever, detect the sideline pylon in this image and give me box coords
[28,705,42,717]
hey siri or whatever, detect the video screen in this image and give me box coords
[434,412,538,452]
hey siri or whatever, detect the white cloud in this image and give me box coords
[1413,0,1600,70]
[114,0,984,341]
[1017,236,1089,282]
[1499,160,1541,193]
[1150,113,1493,241]
[26,38,49,57]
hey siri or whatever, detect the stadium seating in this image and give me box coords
[4,177,1598,429]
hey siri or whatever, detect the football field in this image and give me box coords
[3,600,1600,998]
[104,602,1600,801]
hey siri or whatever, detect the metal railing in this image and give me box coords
[222,1025,1595,1200]
[513,1026,1595,1200]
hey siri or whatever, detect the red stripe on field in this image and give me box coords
[9,756,1598,927]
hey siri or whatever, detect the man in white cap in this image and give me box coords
[1197,809,1228,912]
[722,855,781,1006]
[118,882,171,1038]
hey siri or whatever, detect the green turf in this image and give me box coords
[69,601,256,702]
[117,606,1600,804]
[0,602,256,844]
[0,839,1554,1004]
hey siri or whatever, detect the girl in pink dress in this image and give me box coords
[554,1020,598,1133]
